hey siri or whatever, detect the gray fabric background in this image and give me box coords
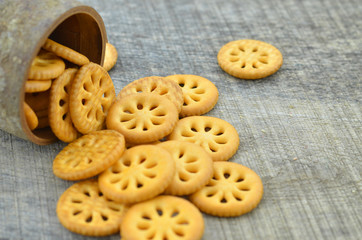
[0,0,361,239]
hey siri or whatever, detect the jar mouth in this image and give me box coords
[21,6,107,145]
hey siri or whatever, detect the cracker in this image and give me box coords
[168,116,239,162]
[25,91,50,112]
[121,195,204,240]
[165,74,219,117]
[103,43,118,71]
[189,162,263,217]
[107,92,178,144]
[69,62,115,134]
[43,38,90,66]
[28,49,65,80]
[56,179,128,236]
[158,140,213,196]
[24,102,38,130]
[117,76,183,113]
[217,39,283,79]
[49,68,79,142]
[53,130,125,181]
[98,145,175,204]
[25,80,52,93]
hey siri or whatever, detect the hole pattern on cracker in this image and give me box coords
[189,162,263,217]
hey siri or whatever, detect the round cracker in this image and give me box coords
[25,79,52,93]
[28,50,65,80]
[190,161,263,217]
[165,74,219,117]
[69,62,115,134]
[121,195,204,240]
[43,38,90,66]
[107,92,179,144]
[56,179,128,236]
[103,43,118,71]
[98,145,175,204]
[158,140,213,196]
[117,76,183,113]
[168,116,239,162]
[217,39,283,79]
[53,130,125,181]
[49,68,80,142]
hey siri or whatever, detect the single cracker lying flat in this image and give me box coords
[24,102,38,130]
[107,92,178,144]
[56,179,128,236]
[49,68,79,142]
[69,62,115,134]
[43,38,90,66]
[28,50,65,80]
[25,80,52,93]
[53,130,125,181]
[165,74,219,117]
[217,39,283,79]
[98,145,175,204]
[189,161,263,217]
[168,116,239,162]
[158,140,213,196]
[117,76,183,113]
[25,91,50,112]
[121,195,204,240]
[103,43,118,71]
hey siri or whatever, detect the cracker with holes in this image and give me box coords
[168,116,239,162]
[69,62,115,134]
[49,68,80,142]
[56,179,128,236]
[189,161,263,217]
[28,49,65,80]
[98,145,175,204]
[158,140,213,196]
[103,43,118,71]
[117,76,183,113]
[24,102,38,130]
[121,195,204,240]
[25,79,52,93]
[165,74,219,117]
[53,130,125,181]
[43,38,90,66]
[217,39,283,79]
[107,92,179,143]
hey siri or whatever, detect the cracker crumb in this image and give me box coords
[293,157,298,161]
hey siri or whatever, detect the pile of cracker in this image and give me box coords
[27,39,284,239]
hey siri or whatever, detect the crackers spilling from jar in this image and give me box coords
[25,38,284,238]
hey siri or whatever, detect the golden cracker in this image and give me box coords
[117,76,183,113]
[25,80,52,93]
[98,145,175,204]
[69,62,115,134]
[168,116,239,162]
[165,74,219,117]
[49,68,80,142]
[103,43,118,71]
[189,161,263,217]
[43,38,90,66]
[56,179,128,236]
[217,39,283,79]
[158,140,213,196]
[28,50,65,80]
[24,102,38,130]
[107,92,179,144]
[53,130,125,181]
[121,195,204,240]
